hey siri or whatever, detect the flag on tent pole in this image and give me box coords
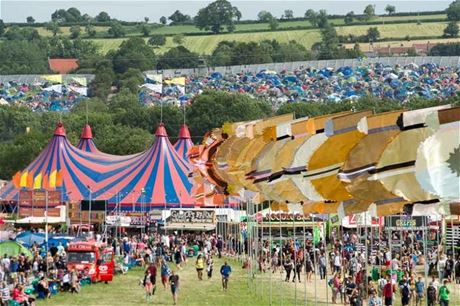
[43,75,63,84]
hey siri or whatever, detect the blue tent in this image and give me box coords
[15,232,46,248]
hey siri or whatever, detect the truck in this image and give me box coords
[66,241,114,283]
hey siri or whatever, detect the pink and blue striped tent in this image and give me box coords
[173,124,193,162]
[76,124,99,153]
[2,122,194,211]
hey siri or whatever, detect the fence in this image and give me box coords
[146,56,460,78]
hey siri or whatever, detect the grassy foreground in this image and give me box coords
[36,255,460,306]
[91,21,449,55]
[35,257,287,306]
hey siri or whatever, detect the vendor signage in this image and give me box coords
[385,216,428,230]
[106,212,147,227]
[169,209,216,224]
[264,213,310,222]
[18,190,61,207]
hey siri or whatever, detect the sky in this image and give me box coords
[0,0,451,23]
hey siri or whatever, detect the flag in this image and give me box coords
[43,75,63,84]
[33,173,42,190]
[416,120,460,201]
[313,226,321,244]
[12,172,21,188]
[20,171,28,188]
[49,170,57,188]
[164,77,185,86]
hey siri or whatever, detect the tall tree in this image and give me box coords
[444,21,459,37]
[111,37,156,74]
[96,11,111,22]
[46,21,61,37]
[447,0,460,21]
[168,10,192,24]
[317,10,329,28]
[148,35,167,47]
[258,11,273,22]
[85,23,97,37]
[366,27,380,41]
[305,9,318,27]
[70,25,81,39]
[157,46,201,69]
[0,40,48,74]
[139,23,150,37]
[194,0,242,34]
[283,9,294,19]
[108,21,126,38]
[160,16,167,25]
[318,22,340,59]
[344,11,355,24]
[26,16,35,24]
[268,16,279,30]
[363,4,376,21]
[385,5,396,15]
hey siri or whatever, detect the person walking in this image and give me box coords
[319,252,327,280]
[220,261,232,291]
[195,254,205,281]
[169,270,179,305]
[438,279,450,306]
[143,270,154,301]
[160,260,171,289]
[206,255,214,279]
[415,276,424,306]
[426,281,437,306]
[383,275,394,306]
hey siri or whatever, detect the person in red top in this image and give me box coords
[383,275,395,306]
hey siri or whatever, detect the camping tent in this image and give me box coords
[0,241,33,258]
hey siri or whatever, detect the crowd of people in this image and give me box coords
[248,226,459,306]
[0,81,88,112]
[140,62,460,108]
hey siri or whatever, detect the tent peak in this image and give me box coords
[155,123,168,137]
[178,124,191,139]
[54,122,66,136]
[80,124,93,139]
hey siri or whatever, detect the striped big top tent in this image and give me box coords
[3,122,194,211]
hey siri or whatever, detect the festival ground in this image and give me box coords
[36,256,460,306]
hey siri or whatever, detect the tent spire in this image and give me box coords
[183,103,186,125]
[160,100,163,123]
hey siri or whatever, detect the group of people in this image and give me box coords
[246,225,459,306]
[140,62,460,108]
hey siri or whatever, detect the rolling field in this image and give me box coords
[91,21,450,55]
[344,37,460,52]
[33,13,446,38]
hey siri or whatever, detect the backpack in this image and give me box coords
[427,285,436,300]
[328,278,334,287]
[401,285,410,297]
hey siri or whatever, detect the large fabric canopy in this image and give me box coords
[5,122,194,210]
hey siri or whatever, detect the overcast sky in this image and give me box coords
[1,1,450,23]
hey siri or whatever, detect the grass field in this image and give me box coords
[35,256,460,306]
[344,37,460,52]
[33,14,447,38]
[90,21,449,55]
